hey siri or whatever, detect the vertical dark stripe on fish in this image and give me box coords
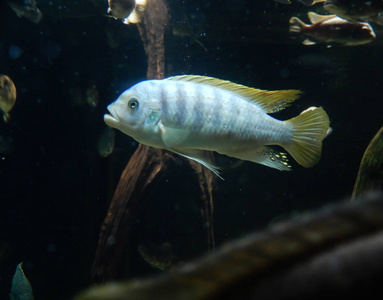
[160,84,169,120]
[212,88,224,133]
[192,87,206,131]
[175,86,186,127]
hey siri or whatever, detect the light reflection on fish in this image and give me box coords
[104,75,330,178]
[7,0,43,24]
[289,12,376,46]
[107,0,147,24]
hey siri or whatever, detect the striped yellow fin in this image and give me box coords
[165,75,302,113]
[284,106,330,168]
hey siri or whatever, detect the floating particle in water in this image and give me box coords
[8,45,22,59]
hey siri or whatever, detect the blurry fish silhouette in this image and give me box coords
[7,0,43,23]
[104,75,330,178]
[324,0,383,25]
[97,127,115,158]
[9,263,34,300]
[107,0,147,24]
[275,0,325,5]
[138,242,182,271]
[289,12,376,46]
[0,75,17,123]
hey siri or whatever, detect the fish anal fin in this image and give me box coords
[284,106,330,168]
[308,12,336,24]
[223,146,292,171]
[170,148,223,179]
[165,75,302,114]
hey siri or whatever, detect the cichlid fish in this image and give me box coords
[104,75,330,178]
[107,0,147,24]
[289,12,376,46]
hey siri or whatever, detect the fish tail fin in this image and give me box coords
[284,106,330,168]
[289,17,306,33]
[124,0,147,24]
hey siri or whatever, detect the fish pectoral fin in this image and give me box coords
[302,38,316,46]
[159,123,191,148]
[307,12,336,24]
[170,148,223,179]
[223,147,292,171]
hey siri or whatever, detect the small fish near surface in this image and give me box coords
[107,0,147,24]
[324,0,383,25]
[0,74,17,123]
[7,0,43,24]
[289,12,376,46]
[275,0,325,6]
[104,75,330,178]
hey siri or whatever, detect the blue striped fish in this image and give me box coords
[104,75,330,178]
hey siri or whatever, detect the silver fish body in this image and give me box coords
[104,76,330,177]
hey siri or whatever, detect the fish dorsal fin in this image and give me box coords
[165,75,302,113]
[308,12,336,24]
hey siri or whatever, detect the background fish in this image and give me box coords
[275,0,325,6]
[289,12,376,46]
[97,126,115,158]
[104,75,330,178]
[324,0,383,25]
[0,74,17,123]
[107,0,147,24]
[9,263,34,300]
[7,0,42,24]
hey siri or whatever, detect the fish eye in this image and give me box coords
[128,98,139,110]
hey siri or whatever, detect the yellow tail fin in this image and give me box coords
[284,106,330,168]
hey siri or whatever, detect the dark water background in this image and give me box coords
[0,0,382,299]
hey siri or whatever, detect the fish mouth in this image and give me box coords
[104,105,119,128]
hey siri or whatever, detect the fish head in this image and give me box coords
[353,22,376,42]
[104,81,162,141]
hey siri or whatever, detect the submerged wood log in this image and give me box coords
[91,0,216,283]
[77,193,383,300]
[352,126,383,200]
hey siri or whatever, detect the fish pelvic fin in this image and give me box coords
[289,17,307,34]
[284,106,330,168]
